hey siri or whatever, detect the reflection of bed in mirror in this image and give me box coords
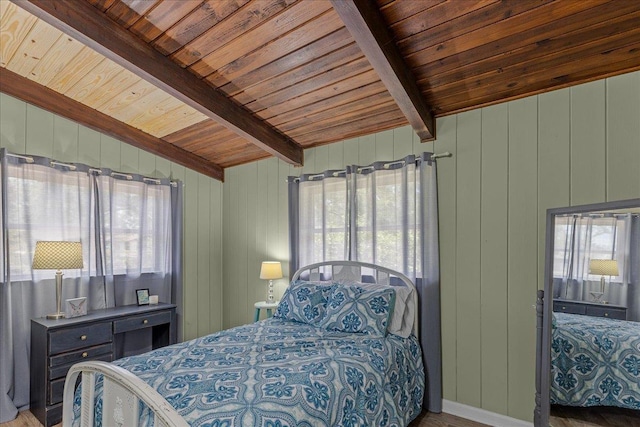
[535,198,640,427]
[550,312,640,410]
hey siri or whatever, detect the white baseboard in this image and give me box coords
[442,400,534,427]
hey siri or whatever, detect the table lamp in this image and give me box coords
[260,261,282,303]
[588,259,618,303]
[32,241,84,319]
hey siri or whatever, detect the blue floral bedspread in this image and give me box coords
[551,312,640,409]
[75,318,424,426]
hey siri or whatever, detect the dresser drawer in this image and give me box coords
[48,352,112,405]
[49,323,112,355]
[49,344,113,379]
[586,305,626,320]
[553,301,586,315]
[113,310,171,334]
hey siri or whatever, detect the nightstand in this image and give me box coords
[254,301,279,321]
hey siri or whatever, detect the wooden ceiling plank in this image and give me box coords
[397,0,553,58]
[26,30,86,86]
[80,70,141,110]
[433,40,640,115]
[189,0,331,77]
[105,0,160,28]
[224,41,361,104]
[5,19,63,76]
[242,56,371,113]
[46,45,105,94]
[95,78,158,115]
[64,57,126,102]
[379,0,446,24]
[86,0,117,13]
[294,109,407,146]
[0,2,38,67]
[403,0,601,67]
[0,67,224,180]
[147,107,208,139]
[13,0,303,166]
[425,16,640,103]
[171,0,297,68]
[267,80,389,126]
[256,68,380,119]
[129,0,203,43]
[152,0,250,55]
[330,0,434,141]
[287,101,400,139]
[277,92,397,132]
[414,0,640,85]
[216,27,354,97]
[390,0,498,40]
[205,8,345,86]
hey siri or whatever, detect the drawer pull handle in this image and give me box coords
[82,352,88,358]
[143,319,149,324]
[562,306,566,310]
[80,335,87,341]
[604,313,609,317]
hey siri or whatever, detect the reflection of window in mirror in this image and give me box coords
[553,213,635,309]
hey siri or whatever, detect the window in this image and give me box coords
[553,215,627,282]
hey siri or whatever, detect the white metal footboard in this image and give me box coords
[62,361,188,427]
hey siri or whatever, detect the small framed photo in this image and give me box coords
[136,289,150,306]
[65,297,87,318]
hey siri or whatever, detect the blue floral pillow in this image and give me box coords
[273,280,335,325]
[318,285,395,337]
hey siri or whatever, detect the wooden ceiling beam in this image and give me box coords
[330,0,435,141]
[11,0,303,166]
[0,68,225,181]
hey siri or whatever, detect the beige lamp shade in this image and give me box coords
[32,241,83,270]
[260,261,283,280]
[588,259,619,276]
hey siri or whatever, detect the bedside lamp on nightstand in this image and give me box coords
[260,261,282,304]
[588,259,618,303]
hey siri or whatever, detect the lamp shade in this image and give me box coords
[260,261,283,280]
[32,241,83,270]
[588,259,619,276]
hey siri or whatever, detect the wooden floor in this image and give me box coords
[1,409,489,427]
[550,405,640,427]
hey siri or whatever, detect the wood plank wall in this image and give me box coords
[222,70,640,422]
[0,93,224,342]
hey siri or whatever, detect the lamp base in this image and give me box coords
[47,312,65,320]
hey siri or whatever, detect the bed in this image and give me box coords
[62,261,425,426]
[550,312,640,410]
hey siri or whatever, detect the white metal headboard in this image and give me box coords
[292,260,419,335]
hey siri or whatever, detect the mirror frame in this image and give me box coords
[535,197,640,426]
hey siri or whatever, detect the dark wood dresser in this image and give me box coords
[30,303,176,427]
[553,298,627,320]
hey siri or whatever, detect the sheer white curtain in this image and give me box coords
[0,150,180,422]
[288,153,441,412]
[554,215,631,302]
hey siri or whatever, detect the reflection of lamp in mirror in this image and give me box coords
[260,261,282,303]
[588,259,618,303]
[32,241,84,319]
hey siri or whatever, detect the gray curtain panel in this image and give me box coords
[287,152,442,412]
[0,149,182,423]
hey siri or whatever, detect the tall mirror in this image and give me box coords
[536,198,640,426]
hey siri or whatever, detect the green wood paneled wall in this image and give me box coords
[222,70,640,422]
[0,93,224,341]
